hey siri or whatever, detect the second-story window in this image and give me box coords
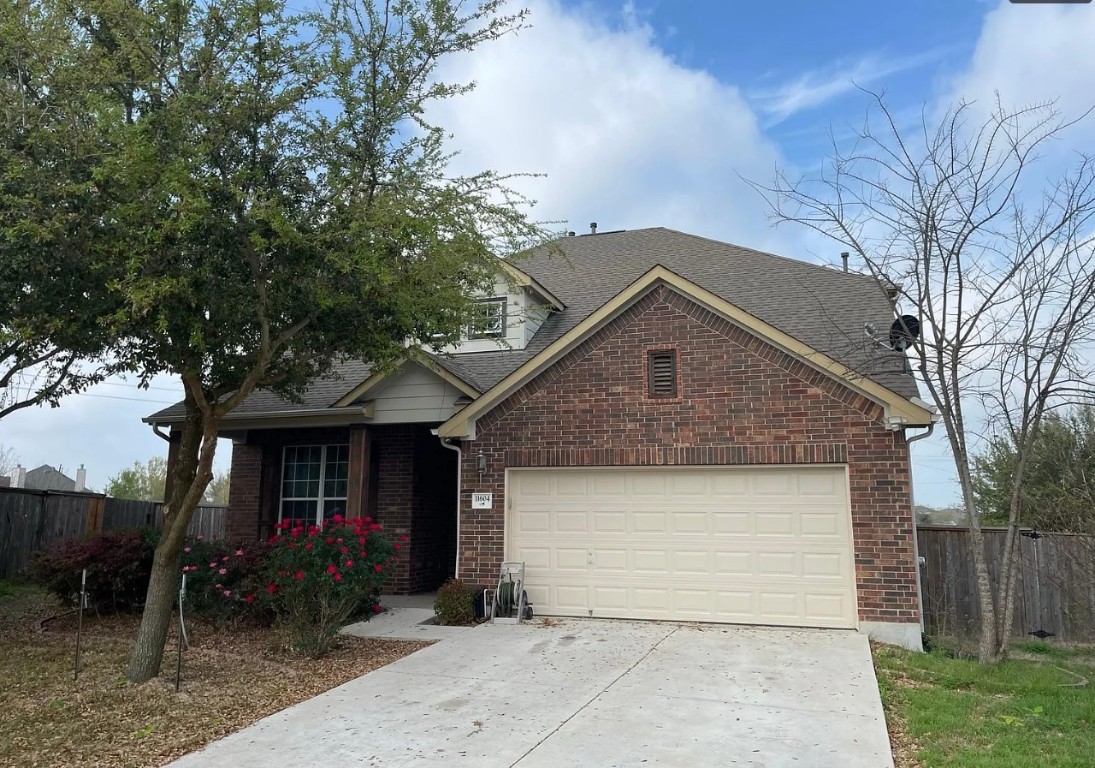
[468,297,506,339]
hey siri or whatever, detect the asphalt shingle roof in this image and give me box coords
[147,227,918,423]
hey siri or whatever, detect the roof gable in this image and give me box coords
[438,265,933,438]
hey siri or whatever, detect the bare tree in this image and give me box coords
[0,443,19,478]
[757,93,1095,662]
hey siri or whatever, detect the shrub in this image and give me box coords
[31,529,156,612]
[264,515,397,657]
[180,538,274,627]
[434,579,475,626]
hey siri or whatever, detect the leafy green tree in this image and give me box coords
[0,2,118,419]
[2,0,542,682]
[105,457,167,502]
[974,408,1095,533]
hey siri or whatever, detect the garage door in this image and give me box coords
[507,466,857,628]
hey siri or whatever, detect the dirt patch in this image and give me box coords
[0,589,429,767]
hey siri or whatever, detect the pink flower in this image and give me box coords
[340,546,349,554]
[393,543,401,551]
[336,537,343,544]
[332,514,343,524]
[196,535,205,541]
[245,594,255,604]
[209,562,218,568]
[294,570,305,581]
[374,564,383,573]
[325,537,335,545]
[235,548,244,556]
[400,534,408,543]
[221,555,230,561]
[266,583,278,594]
[333,573,343,582]
[218,568,227,575]
[215,583,223,589]
[345,560,354,568]
[183,547,191,553]
[223,590,232,597]
[304,542,314,551]
[326,564,338,574]
[372,604,383,614]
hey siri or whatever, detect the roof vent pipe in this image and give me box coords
[841,252,850,272]
[567,231,576,237]
[590,222,597,235]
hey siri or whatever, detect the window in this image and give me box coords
[279,444,349,527]
[468,297,506,339]
[648,349,678,397]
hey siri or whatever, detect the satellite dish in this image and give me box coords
[889,315,920,351]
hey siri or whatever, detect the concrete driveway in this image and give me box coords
[169,620,894,767]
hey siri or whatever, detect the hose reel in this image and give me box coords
[489,562,532,624]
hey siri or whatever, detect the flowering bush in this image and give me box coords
[180,537,273,627]
[265,515,397,657]
[31,529,157,612]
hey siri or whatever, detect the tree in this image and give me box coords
[105,457,167,502]
[205,470,230,506]
[0,444,18,478]
[3,0,544,682]
[0,3,117,419]
[974,407,1095,532]
[759,95,1095,662]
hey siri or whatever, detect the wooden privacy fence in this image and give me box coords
[918,526,1095,643]
[0,487,226,579]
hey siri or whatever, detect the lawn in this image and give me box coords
[0,581,429,767]
[874,640,1095,768]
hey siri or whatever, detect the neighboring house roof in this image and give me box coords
[23,465,76,492]
[146,227,920,425]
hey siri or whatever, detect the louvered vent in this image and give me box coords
[648,350,677,397]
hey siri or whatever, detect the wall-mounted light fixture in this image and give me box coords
[476,452,487,474]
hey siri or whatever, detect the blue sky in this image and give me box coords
[5,0,1095,507]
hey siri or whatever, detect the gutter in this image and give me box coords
[143,405,374,430]
[432,429,462,580]
[905,419,937,639]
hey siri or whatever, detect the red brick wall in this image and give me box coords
[225,441,262,543]
[457,286,919,625]
[372,425,415,593]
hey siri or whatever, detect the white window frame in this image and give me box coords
[468,297,507,339]
[278,443,349,526]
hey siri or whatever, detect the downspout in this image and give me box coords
[432,430,462,579]
[905,421,936,641]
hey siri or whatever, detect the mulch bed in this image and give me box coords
[0,590,430,767]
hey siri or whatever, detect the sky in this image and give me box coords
[3,0,1094,506]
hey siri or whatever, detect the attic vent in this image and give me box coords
[647,350,677,397]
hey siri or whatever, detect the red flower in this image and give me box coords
[325,536,335,545]
[374,564,383,573]
[364,516,372,523]
[267,583,278,594]
[304,542,314,551]
[288,541,297,549]
[294,570,305,580]
[340,546,349,554]
[400,534,408,543]
[245,594,255,603]
[326,564,338,574]
[393,543,401,551]
[336,537,343,544]
[360,550,366,557]
[345,559,354,567]
[358,536,366,545]
[307,525,319,536]
[332,514,344,524]
[333,573,343,582]
[372,603,383,613]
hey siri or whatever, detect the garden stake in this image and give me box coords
[175,572,187,693]
[74,568,86,681]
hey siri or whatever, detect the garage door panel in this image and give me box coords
[508,467,857,629]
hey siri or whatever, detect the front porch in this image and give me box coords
[221,423,458,594]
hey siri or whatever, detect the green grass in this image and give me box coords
[0,579,39,598]
[874,642,1095,768]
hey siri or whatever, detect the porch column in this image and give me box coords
[346,424,372,519]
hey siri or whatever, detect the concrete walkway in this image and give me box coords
[342,594,470,642]
[169,620,894,768]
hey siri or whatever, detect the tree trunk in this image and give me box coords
[126,543,181,682]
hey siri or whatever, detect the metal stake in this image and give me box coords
[175,572,187,693]
[74,568,86,681]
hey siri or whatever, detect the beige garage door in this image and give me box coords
[507,466,857,629]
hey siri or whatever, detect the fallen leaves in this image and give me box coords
[0,589,429,767]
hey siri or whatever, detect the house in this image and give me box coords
[10,464,88,492]
[146,228,934,649]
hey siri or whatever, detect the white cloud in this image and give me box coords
[751,49,947,125]
[948,1,1095,139]
[429,0,799,254]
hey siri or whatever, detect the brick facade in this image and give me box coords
[457,286,919,625]
[222,423,456,595]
